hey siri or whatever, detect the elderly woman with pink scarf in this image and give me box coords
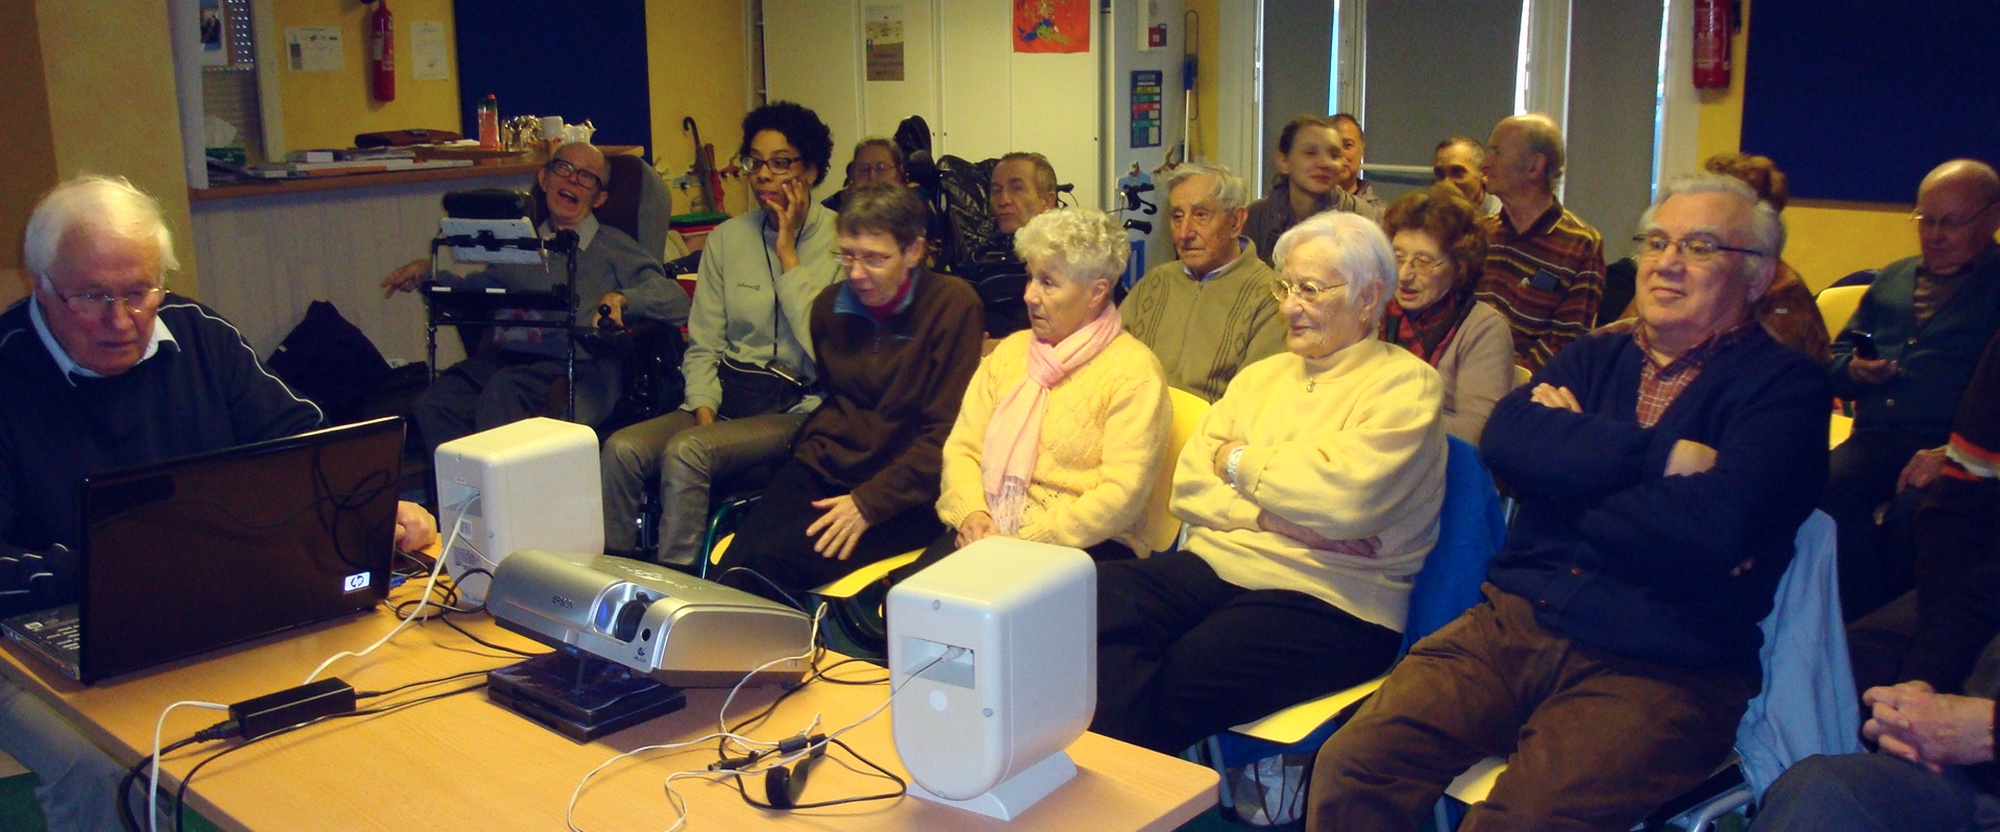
[911,208,1172,571]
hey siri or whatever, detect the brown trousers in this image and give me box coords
[1307,584,1758,832]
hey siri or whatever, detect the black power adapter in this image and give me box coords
[229,678,357,740]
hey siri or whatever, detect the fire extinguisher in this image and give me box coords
[1692,0,1733,90]
[368,0,395,102]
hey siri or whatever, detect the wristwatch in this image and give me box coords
[1226,446,1247,491]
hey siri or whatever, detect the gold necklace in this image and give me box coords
[1306,368,1334,392]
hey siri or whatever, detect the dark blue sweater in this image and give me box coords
[0,296,324,587]
[1482,326,1830,676]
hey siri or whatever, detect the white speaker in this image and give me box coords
[886,537,1096,820]
[433,417,602,604]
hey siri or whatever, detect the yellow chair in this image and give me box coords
[1141,387,1212,554]
[1816,285,1868,335]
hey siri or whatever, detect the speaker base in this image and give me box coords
[908,751,1077,820]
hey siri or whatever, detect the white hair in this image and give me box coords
[1160,162,1248,213]
[1013,208,1129,287]
[1638,171,1786,261]
[1271,210,1396,327]
[24,175,178,281]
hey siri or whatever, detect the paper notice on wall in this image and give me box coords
[411,21,449,80]
[286,26,343,72]
[865,5,904,82]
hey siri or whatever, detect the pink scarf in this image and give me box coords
[981,303,1124,535]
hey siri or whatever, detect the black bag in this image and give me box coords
[716,356,808,421]
[266,300,392,425]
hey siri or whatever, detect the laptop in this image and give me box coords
[2,417,405,684]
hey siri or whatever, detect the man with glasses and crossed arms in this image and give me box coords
[2,175,439,831]
[1310,172,1830,831]
[1823,159,2000,621]
[382,141,689,456]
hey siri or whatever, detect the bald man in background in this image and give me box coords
[1824,159,2000,621]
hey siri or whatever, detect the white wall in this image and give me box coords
[765,0,1104,210]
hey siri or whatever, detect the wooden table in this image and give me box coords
[0,584,1217,831]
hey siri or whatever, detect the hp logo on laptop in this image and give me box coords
[343,572,372,593]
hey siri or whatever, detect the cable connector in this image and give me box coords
[190,719,239,743]
[229,678,356,741]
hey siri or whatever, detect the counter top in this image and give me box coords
[189,145,643,202]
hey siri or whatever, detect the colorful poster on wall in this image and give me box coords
[1014,0,1089,54]
[1130,70,1162,148]
[866,5,905,81]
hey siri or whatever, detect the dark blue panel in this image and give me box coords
[454,1,653,160]
[1741,0,2000,204]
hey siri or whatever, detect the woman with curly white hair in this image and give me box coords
[908,208,1172,571]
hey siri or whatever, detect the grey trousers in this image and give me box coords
[600,411,804,566]
[1750,753,2000,832]
[0,674,127,831]
[413,352,620,459]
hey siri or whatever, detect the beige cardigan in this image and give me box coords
[1432,301,1519,446]
[1172,338,1447,631]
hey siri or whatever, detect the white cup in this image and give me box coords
[539,116,565,140]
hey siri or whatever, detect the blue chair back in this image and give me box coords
[1401,435,1507,653]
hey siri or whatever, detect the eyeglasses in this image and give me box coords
[1395,253,1449,276]
[1269,279,1348,303]
[833,249,898,270]
[543,158,604,191]
[853,162,896,177]
[1910,202,1998,232]
[740,155,803,175]
[41,277,166,316]
[1632,233,1766,264]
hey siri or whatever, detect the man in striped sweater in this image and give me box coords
[1474,114,1606,373]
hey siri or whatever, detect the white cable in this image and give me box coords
[715,601,827,745]
[303,496,474,684]
[148,700,229,832]
[563,732,748,832]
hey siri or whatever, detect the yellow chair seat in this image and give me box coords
[1829,412,1854,449]
[707,533,920,599]
[814,550,923,599]
[1443,756,1509,805]
[1227,675,1387,745]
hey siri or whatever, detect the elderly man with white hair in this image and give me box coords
[1091,210,1447,755]
[1309,172,1832,832]
[1,175,437,830]
[1121,162,1288,402]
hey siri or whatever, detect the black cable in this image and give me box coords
[713,566,807,611]
[725,737,906,810]
[171,682,487,832]
[353,667,495,699]
[118,737,202,832]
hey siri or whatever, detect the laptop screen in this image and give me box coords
[75,417,405,683]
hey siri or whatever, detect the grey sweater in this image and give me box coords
[681,203,841,414]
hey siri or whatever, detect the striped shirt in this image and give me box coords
[1942,331,2000,482]
[1475,202,1606,373]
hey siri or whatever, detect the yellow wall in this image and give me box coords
[271,0,461,152]
[1187,0,1219,164]
[0,2,58,280]
[1696,0,1916,290]
[36,0,199,296]
[645,0,752,216]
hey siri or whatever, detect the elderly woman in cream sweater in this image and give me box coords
[1092,210,1448,755]
[904,208,1171,573]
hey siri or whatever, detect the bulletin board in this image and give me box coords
[1740,0,2000,204]
[453,1,653,158]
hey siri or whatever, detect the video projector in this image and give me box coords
[486,549,813,688]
